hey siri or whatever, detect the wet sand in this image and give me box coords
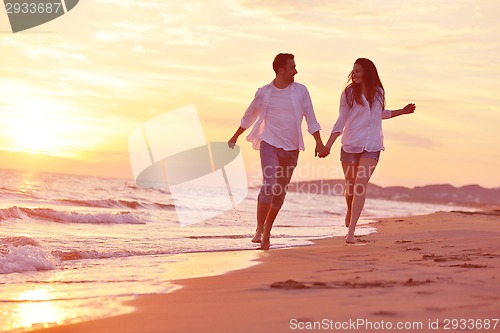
[33,208,500,333]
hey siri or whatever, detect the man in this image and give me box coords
[228,53,325,250]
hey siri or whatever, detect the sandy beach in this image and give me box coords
[32,208,500,333]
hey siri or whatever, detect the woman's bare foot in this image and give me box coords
[251,230,262,243]
[345,233,356,244]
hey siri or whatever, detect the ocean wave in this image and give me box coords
[0,236,59,274]
[50,248,178,261]
[0,236,122,275]
[0,236,178,275]
[0,206,144,225]
[0,186,40,200]
[186,234,248,240]
[57,198,174,210]
[186,233,319,240]
[0,206,23,221]
[127,183,171,194]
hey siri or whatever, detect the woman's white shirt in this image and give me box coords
[331,88,392,153]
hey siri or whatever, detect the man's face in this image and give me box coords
[282,59,297,83]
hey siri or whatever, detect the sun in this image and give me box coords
[14,113,60,154]
[5,98,82,158]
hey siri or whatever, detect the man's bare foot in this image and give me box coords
[251,231,262,243]
[345,209,351,227]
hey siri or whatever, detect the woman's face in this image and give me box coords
[352,63,364,84]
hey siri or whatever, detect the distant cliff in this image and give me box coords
[286,180,500,206]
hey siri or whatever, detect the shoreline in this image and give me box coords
[31,207,500,333]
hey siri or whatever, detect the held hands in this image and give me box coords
[315,144,330,158]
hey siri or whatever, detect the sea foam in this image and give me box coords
[0,236,59,274]
[0,206,144,224]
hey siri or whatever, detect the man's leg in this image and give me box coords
[252,201,271,243]
[253,142,278,243]
[260,205,280,249]
[261,150,299,250]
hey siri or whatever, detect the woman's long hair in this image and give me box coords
[345,58,385,109]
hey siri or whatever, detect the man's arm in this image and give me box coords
[228,126,246,149]
[228,88,265,149]
[311,131,327,157]
[317,131,341,158]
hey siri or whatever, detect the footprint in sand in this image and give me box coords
[271,279,433,290]
[449,263,489,268]
[372,311,398,317]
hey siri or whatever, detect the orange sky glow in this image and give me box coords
[0,0,499,188]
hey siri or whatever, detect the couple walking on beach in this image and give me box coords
[228,53,415,250]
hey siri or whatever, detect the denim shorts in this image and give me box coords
[340,148,381,164]
[258,141,299,209]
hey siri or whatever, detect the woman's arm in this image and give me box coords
[318,92,349,158]
[386,103,416,119]
[317,131,341,157]
[325,132,341,150]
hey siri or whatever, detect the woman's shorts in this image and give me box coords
[340,148,381,164]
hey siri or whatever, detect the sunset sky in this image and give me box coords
[0,0,499,188]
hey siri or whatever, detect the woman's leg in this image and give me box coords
[346,157,378,243]
[341,162,357,227]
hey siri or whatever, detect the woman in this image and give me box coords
[322,58,415,244]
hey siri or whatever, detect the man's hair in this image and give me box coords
[272,53,294,74]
